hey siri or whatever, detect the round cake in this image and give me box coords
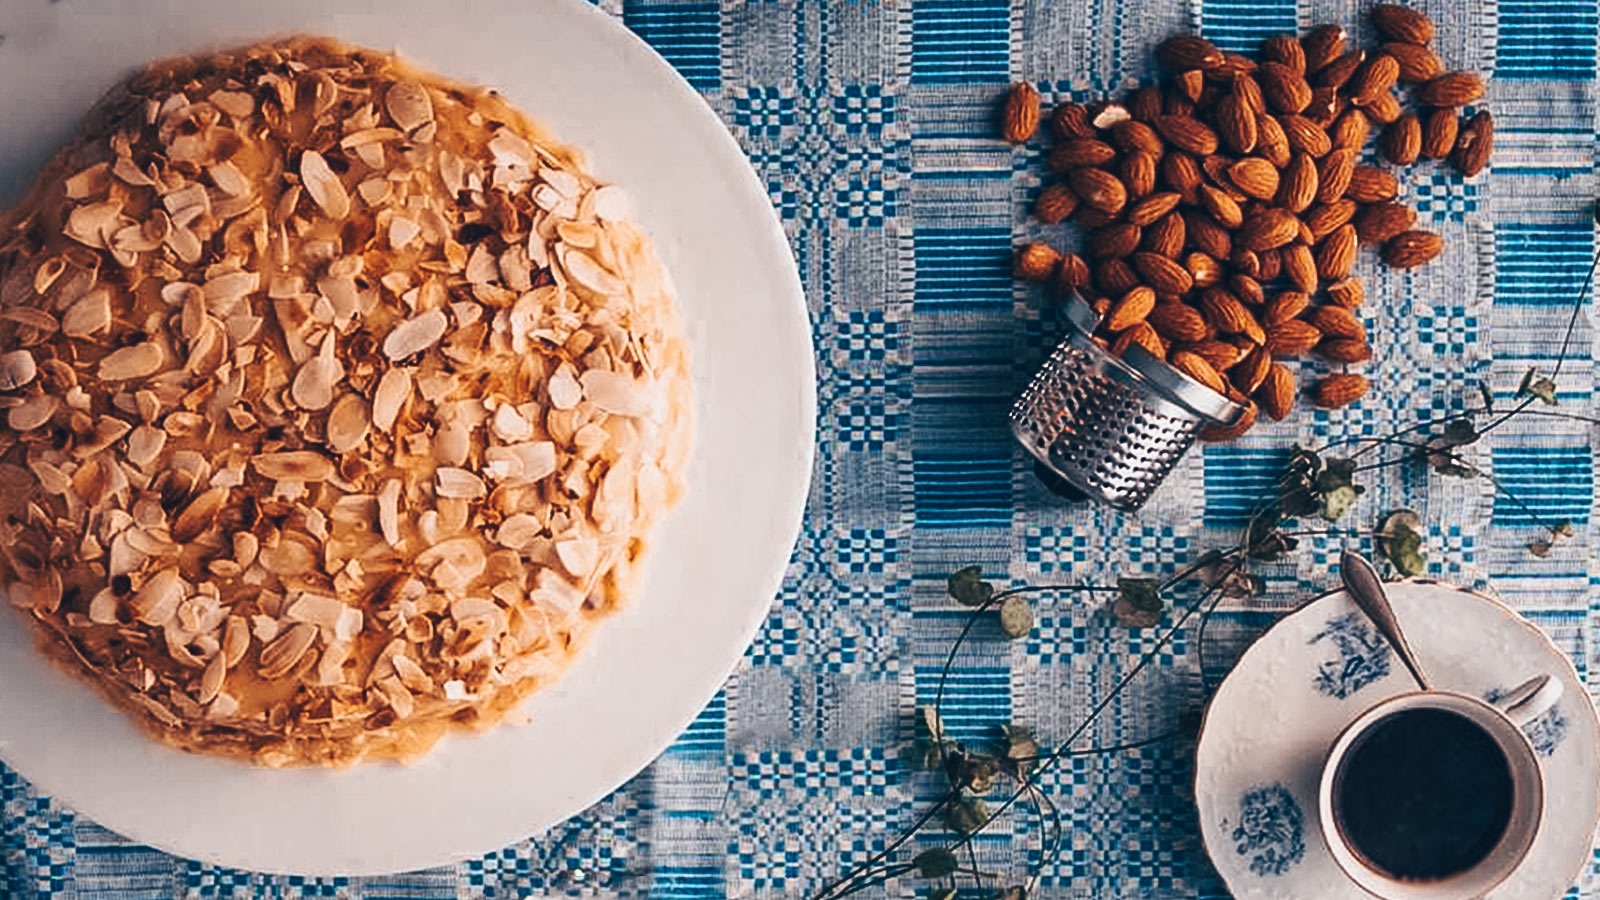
[0,38,690,765]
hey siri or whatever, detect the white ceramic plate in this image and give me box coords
[0,0,813,875]
[1196,581,1600,900]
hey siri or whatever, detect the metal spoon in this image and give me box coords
[1339,549,1431,691]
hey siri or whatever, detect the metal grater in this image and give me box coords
[1010,295,1244,512]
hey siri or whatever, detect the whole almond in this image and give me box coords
[1372,4,1436,44]
[1186,339,1246,372]
[1259,248,1284,281]
[1229,157,1281,200]
[1232,248,1262,279]
[1121,152,1159,199]
[1417,71,1485,108]
[1346,166,1400,203]
[1112,321,1167,358]
[1315,148,1356,203]
[1000,83,1041,143]
[1144,211,1187,258]
[1317,338,1374,363]
[1185,210,1233,259]
[1233,73,1267,115]
[1421,108,1460,160]
[1330,107,1372,150]
[1259,362,1296,419]
[1158,35,1226,71]
[1112,120,1164,155]
[1148,302,1210,342]
[1312,373,1370,409]
[1200,400,1259,442]
[1176,69,1206,102]
[1217,94,1259,154]
[1233,345,1272,394]
[1229,272,1267,307]
[1453,110,1493,177]
[1016,242,1060,281]
[1034,184,1079,224]
[1305,199,1358,240]
[1278,152,1320,212]
[1262,35,1307,74]
[1172,350,1228,394]
[1326,276,1366,308]
[1302,25,1349,74]
[1355,203,1416,244]
[1316,224,1359,280]
[1305,302,1365,341]
[1281,114,1333,157]
[1283,242,1319,294]
[1075,206,1118,229]
[1380,113,1422,165]
[1236,207,1301,251]
[1200,184,1244,229]
[1165,93,1197,117]
[1256,113,1292,167]
[1260,62,1313,114]
[1106,285,1158,331]
[1305,86,1343,125]
[1134,251,1195,294]
[1129,86,1163,122]
[1314,49,1366,90]
[1265,290,1311,325]
[1202,154,1247,200]
[1363,91,1404,124]
[1049,139,1118,171]
[1382,230,1444,268]
[1266,320,1322,357]
[1096,258,1141,295]
[1210,53,1260,84]
[1163,151,1205,200]
[1069,168,1129,214]
[1088,223,1143,258]
[1186,251,1224,288]
[1127,191,1182,227]
[1155,115,1220,155]
[1200,288,1266,344]
[1383,41,1442,83]
[1056,252,1091,295]
[1348,54,1401,107]
[1050,102,1095,140]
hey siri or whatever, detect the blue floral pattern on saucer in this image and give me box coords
[1307,612,1392,699]
[1227,784,1305,877]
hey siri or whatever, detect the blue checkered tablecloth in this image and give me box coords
[5,0,1600,897]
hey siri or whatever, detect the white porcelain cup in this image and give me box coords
[1317,676,1564,899]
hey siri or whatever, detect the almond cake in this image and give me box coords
[0,38,691,766]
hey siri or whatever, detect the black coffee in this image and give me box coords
[1333,708,1514,881]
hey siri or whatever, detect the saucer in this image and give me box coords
[1196,581,1600,899]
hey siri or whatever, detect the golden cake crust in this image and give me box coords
[0,38,690,766]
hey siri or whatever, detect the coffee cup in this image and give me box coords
[1317,676,1563,899]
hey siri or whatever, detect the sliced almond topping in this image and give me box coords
[382,309,448,360]
[435,467,487,500]
[326,393,371,453]
[548,364,582,409]
[252,451,334,482]
[291,331,345,411]
[384,81,434,133]
[371,367,411,432]
[299,150,350,220]
[0,350,37,391]
[130,567,185,626]
[8,393,59,431]
[378,478,402,547]
[258,622,317,681]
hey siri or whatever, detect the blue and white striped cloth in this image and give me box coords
[5,0,1600,896]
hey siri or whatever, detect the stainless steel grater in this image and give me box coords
[1010,295,1244,512]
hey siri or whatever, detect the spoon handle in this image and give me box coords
[1339,550,1431,691]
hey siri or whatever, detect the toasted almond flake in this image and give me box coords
[371,367,411,432]
[495,513,542,550]
[299,150,350,220]
[548,364,582,409]
[592,185,630,222]
[111,156,155,187]
[561,245,626,296]
[172,487,226,543]
[124,424,167,468]
[130,567,184,626]
[388,214,421,249]
[64,163,110,200]
[98,342,165,381]
[292,331,344,411]
[357,178,391,205]
[207,162,251,197]
[32,257,66,294]
[28,458,70,494]
[377,478,403,547]
[340,127,404,149]
[436,467,487,499]
[166,224,202,264]
[0,350,37,391]
[198,653,226,704]
[61,287,113,338]
[555,537,600,578]
[8,393,58,431]
[382,308,448,360]
[385,81,434,133]
[64,200,122,248]
[209,89,255,118]
[204,271,259,309]
[233,531,258,568]
[252,451,334,481]
[491,403,534,442]
[465,244,499,285]
[88,588,120,625]
[258,622,317,681]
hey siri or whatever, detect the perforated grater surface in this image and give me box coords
[1011,296,1244,512]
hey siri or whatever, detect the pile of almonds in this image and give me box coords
[1002,5,1492,440]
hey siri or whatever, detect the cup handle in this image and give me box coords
[1495,674,1564,727]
